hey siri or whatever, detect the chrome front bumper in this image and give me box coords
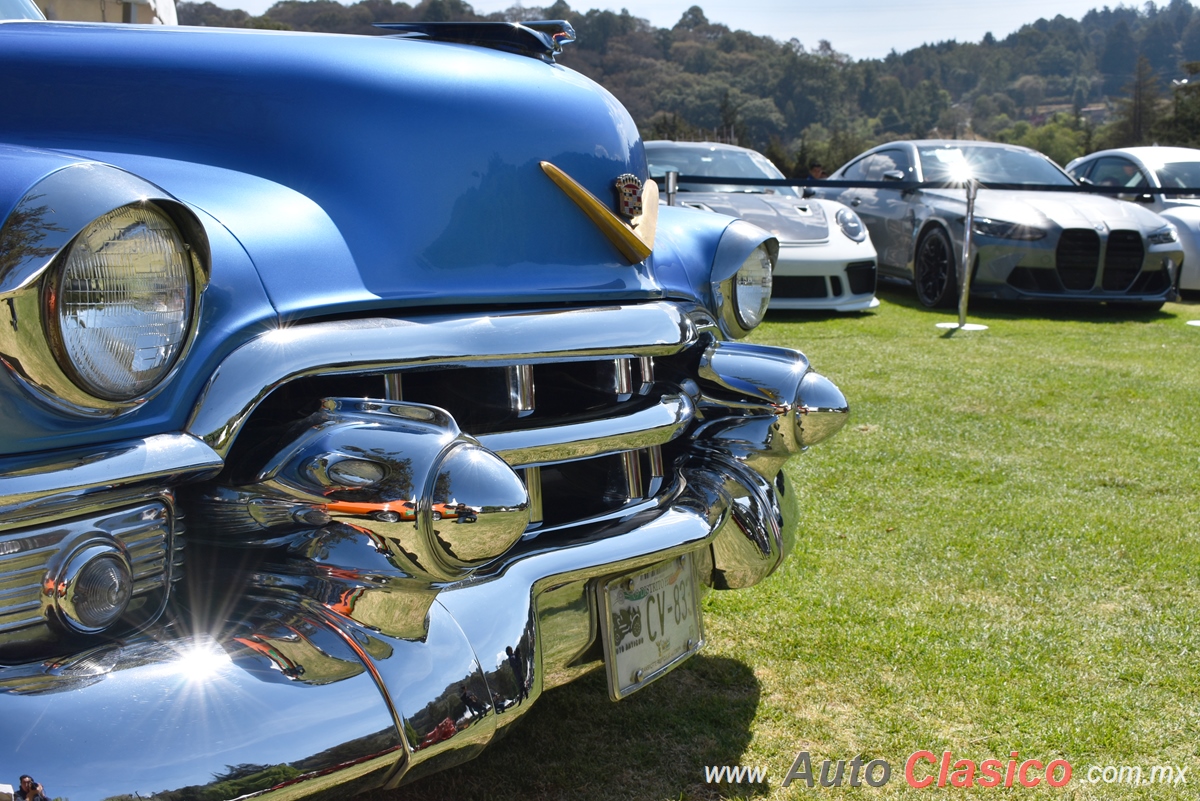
[0,456,795,800]
[0,302,844,801]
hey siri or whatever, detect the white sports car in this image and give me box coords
[646,141,879,312]
[1066,146,1200,292]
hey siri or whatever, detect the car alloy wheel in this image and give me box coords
[914,227,957,309]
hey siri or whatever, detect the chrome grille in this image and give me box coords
[0,501,175,636]
[1056,229,1101,290]
[387,356,669,529]
[232,353,684,533]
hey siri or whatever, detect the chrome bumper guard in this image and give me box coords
[0,303,847,801]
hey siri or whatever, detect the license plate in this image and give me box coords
[598,553,703,699]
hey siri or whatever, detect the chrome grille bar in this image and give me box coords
[188,302,697,457]
[639,356,655,393]
[613,358,633,401]
[476,392,694,468]
[509,364,536,417]
[620,451,643,501]
[647,445,665,497]
[385,372,403,400]
[525,467,544,525]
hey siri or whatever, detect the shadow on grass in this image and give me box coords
[766,307,877,324]
[876,280,1184,325]
[374,656,762,801]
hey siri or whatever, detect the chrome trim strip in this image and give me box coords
[539,162,654,264]
[476,392,694,468]
[0,434,222,529]
[188,303,696,457]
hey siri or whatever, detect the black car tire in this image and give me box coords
[914,227,958,309]
[373,510,401,523]
[432,511,442,521]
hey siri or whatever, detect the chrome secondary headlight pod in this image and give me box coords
[795,369,849,448]
[710,218,779,339]
[48,204,194,401]
[0,160,210,415]
[199,398,531,582]
[426,441,530,568]
[835,206,867,242]
[1147,224,1178,246]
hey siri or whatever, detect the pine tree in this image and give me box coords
[1103,55,1162,147]
[1155,61,1200,147]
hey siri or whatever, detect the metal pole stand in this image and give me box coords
[936,177,988,332]
[665,171,678,207]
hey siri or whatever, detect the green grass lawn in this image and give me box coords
[376,289,1200,800]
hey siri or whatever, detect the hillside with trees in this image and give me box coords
[178,0,1200,172]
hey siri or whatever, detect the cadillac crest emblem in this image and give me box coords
[614,173,643,219]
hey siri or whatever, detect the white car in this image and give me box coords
[646,141,879,312]
[1066,146,1200,292]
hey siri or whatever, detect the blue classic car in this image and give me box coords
[0,7,847,799]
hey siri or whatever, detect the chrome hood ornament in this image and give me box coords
[376,20,576,62]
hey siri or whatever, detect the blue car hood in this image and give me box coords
[0,22,659,316]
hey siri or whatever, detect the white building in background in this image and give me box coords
[36,0,176,23]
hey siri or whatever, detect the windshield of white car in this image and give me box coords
[1155,162,1200,197]
[646,146,797,196]
[0,0,44,19]
[917,146,1074,186]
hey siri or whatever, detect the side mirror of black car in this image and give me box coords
[881,170,905,182]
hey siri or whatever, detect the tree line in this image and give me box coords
[178,0,1200,171]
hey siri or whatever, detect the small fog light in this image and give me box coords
[57,546,134,633]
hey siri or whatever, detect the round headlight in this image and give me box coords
[55,545,134,633]
[835,206,867,242]
[733,245,773,330]
[48,204,194,401]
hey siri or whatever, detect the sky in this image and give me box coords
[201,0,1175,60]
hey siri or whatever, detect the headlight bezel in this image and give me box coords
[0,162,210,416]
[710,219,778,339]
